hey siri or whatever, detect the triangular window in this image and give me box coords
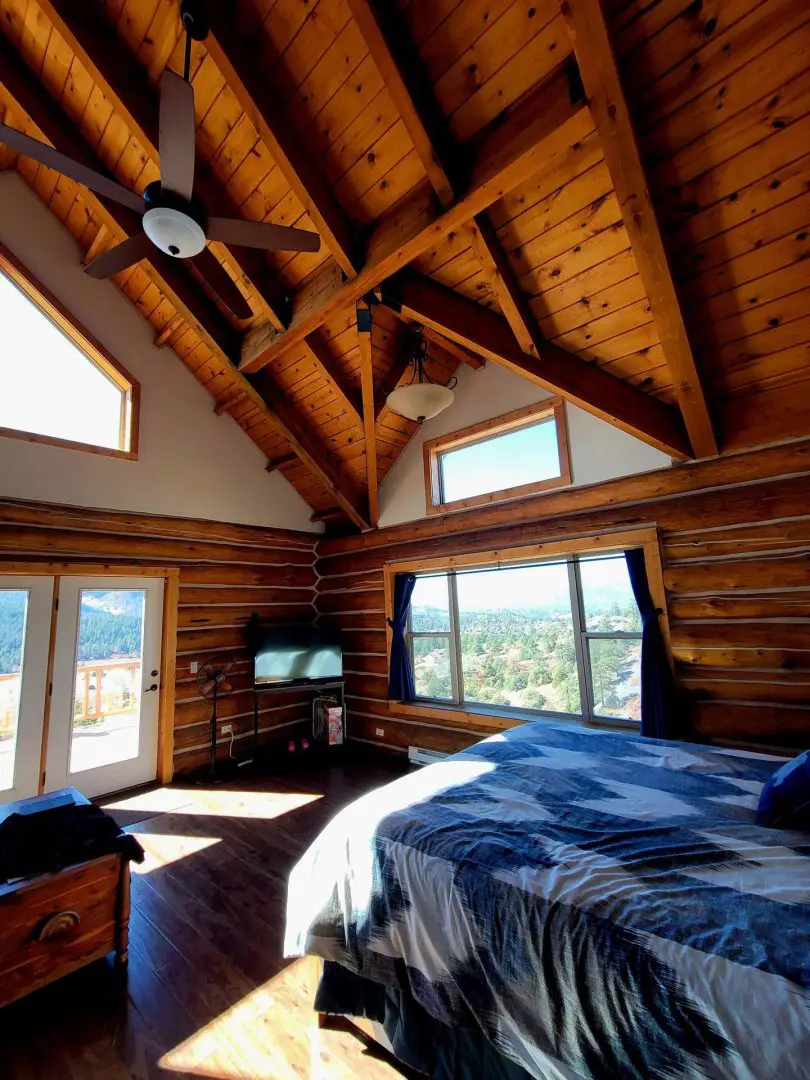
[0,250,138,456]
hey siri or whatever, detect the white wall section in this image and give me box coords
[0,174,318,532]
[378,360,673,527]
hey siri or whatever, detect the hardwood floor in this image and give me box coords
[0,752,415,1080]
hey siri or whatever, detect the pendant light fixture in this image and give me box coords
[385,326,457,423]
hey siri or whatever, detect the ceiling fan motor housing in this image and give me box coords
[142,180,206,258]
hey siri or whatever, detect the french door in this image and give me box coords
[0,573,164,803]
[0,577,54,802]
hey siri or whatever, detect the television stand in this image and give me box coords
[248,679,346,765]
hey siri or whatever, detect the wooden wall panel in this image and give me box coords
[316,439,810,756]
[0,498,317,777]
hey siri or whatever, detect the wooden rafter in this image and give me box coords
[346,0,459,209]
[40,0,290,329]
[387,272,691,460]
[301,335,363,430]
[0,32,368,526]
[357,304,379,527]
[420,328,484,371]
[253,376,370,531]
[347,0,552,361]
[468,215,546,359]
[241,65,590,372]
[203,10,359,279]
[559,0,717,459]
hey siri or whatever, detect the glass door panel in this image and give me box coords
[69,589,146,775]
[46,576,163,798]
[0,577,54,802]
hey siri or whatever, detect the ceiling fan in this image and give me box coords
[0,0,320,320]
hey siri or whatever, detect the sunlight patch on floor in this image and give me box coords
[106,786,323,820]
[132,832,222,874]
[159,958,326,1079]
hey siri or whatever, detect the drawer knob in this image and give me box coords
[35,910,81,942]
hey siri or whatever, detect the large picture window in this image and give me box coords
[423,398,571,515]
[406,551,645,726]
[0,248,138,458]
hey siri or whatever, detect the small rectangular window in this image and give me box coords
[423,399,570,515]
[0,249,139,458]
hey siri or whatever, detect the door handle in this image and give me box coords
[144,683,158,693]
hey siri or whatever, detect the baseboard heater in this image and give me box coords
[408,746,449,768]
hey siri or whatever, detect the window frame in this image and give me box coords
[422,398,571,517]
[0,245,140,459]
[386,529,670,735]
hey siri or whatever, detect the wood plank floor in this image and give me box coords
[0,752,415,1080]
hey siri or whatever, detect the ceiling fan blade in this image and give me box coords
[0,124,144,213]
[159,70,196,201]
[191,247,253,319]
[83,232,153,279]
[207,216,321,254]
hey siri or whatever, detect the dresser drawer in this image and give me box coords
[0,854,121,1008]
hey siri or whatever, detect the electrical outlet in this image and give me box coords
[222,724,234,736]
[375,727,384,737]
[190,660,198,674]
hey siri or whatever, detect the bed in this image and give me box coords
[284,722,810,1079]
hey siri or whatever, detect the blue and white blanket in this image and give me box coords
[284,722,810,1079]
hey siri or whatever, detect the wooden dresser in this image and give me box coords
[0,788,131,1010]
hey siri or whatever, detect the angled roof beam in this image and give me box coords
[386,272,691,460]
[356,304,379,526]
[241,64,590,372]
[346,0,462,209]
[301,335,363,430]
[347,0,563,360]
[203,9,360,279]
[559,0,716,459]
[0,33,367,524]
[254,376,371,530]
[39,0,290,329]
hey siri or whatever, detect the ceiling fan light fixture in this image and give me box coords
[142,206,206,258]
[386,382,455,423]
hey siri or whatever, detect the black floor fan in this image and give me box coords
[197,658,234,781]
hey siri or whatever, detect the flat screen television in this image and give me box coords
[253,626,343,687]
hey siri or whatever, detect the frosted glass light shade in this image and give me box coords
[386,382,455,422]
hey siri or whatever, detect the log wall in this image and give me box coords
[0,498,318,776]
[316,438,810,756]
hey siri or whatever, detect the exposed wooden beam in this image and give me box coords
[345,0,548,364]
[252,376,370,531]
[468,215,545,358]
[559,0,717,459]
[387,272,691,460]
[347,0,459,208]
[301,336,364,430]
[0,30,241,364]
[39,0,290,329]
[421,327,485,371]
[241,65,589,373]
[203,10,359,279]
[265,453,297,473]
[214,392,247,416]
[310,508,346,524]
[357,304,380,527]
[154,313,184,349]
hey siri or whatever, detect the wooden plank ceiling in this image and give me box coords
[0,0,807,529]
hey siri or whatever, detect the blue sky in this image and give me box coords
[440,417,560,502]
